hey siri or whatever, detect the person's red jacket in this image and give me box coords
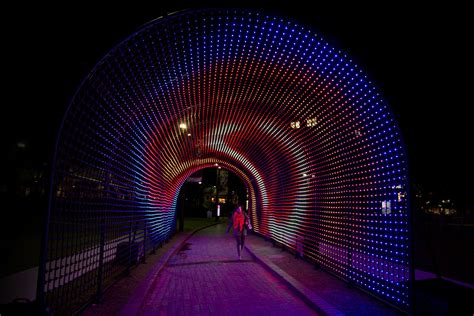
[233,211,245,232]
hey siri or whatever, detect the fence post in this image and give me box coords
[96,215,106,303]
[295,235,304,258]
[142,220,147,264]
[127,221,132,275]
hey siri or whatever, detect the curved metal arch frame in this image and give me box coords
[38,8,412,314]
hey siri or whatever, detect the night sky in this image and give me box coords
[3,2,472,206]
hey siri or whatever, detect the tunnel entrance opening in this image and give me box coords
[176,167,248,232]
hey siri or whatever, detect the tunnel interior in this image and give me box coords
[176,167,249,227]
[40,9,411,314]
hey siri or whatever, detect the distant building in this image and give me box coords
[423,198,457,216]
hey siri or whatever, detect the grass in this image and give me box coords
[181,216,226,232]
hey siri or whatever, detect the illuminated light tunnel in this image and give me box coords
[40,8,411,314]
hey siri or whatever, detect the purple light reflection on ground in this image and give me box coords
[139,224,318,315]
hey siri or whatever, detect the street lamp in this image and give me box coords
[215,165,221,221]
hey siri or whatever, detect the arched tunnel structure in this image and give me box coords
[39,8,411,314]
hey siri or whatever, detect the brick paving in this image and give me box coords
[138,224,317,315]
[85,222,406,315]
[245,232,405,316]
[82,232,192,316]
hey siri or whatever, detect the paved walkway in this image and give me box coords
[134,224,316,315]
[85,222,405,315]
[245,233,403,316]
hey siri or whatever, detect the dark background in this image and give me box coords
[3,2,472,204]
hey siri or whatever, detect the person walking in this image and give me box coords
[228,206,251,259]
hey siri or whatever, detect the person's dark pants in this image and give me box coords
[234,231,245,257]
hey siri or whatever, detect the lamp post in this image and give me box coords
[215,165,221,222]
[178,122,188,232]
